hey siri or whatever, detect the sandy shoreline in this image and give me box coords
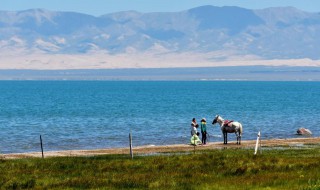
[2,137,320,159]
[2,51,320,70]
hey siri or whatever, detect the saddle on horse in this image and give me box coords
[223,120,234,127]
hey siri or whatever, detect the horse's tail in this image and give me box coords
[239,123,243,135]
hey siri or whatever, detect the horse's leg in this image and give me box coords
[237,132,240,145]
[225,132,228,144]
[223,132,225,144]
[222,132,226,144]
[235,132,238,144]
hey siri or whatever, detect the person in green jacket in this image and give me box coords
[200,118,207,145]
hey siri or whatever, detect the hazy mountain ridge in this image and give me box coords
[1,5,320,68]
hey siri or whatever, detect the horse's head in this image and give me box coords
[212,115,220,125]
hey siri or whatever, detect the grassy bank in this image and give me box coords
[1,147,320,190]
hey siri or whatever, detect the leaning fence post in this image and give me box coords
[129,132,133,159]
[254,131,261,155]
[259,131,262,154]
[40,135,44,159]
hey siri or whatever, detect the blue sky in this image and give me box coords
[0,0,319,16]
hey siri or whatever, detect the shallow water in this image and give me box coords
[0,81,319,153]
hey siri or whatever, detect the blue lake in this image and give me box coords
[0,81,319,153]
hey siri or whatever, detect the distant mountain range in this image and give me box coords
[1,6,320,69]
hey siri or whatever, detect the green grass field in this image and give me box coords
[1,147,320,189]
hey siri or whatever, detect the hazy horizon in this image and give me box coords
[1,0,319,16]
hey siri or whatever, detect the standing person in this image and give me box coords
[191,118,198,136]
[200,118,207,145]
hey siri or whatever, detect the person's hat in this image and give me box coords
[202,118,206,122]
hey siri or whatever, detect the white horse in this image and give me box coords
[212,115,243,144]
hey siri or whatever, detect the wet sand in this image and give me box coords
[2,137,320,159]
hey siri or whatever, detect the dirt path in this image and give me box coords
[2,137,320,159]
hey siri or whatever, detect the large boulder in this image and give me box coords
[296,128,312,135]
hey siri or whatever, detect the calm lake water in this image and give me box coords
[0,81,319,153]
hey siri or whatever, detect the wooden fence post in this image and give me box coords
[40,135,44,159]
[129,132,133,159]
